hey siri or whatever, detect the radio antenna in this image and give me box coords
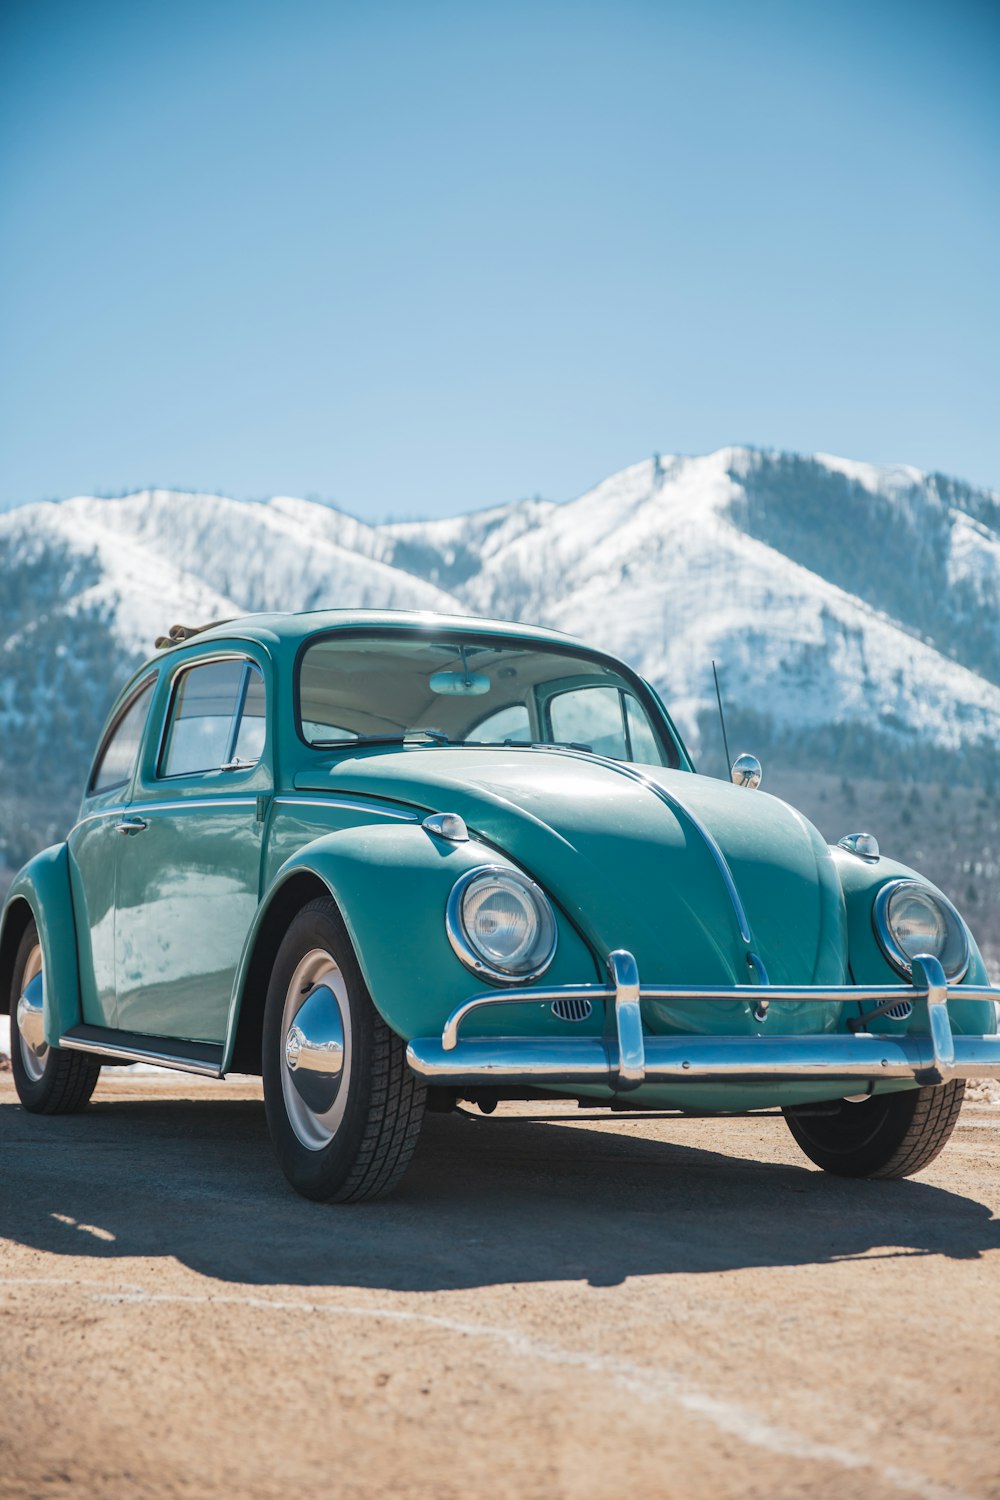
[712,660,732,776]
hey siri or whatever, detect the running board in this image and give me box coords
[59,1024,224,1078]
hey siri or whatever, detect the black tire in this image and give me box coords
[783,1081,965,1179]
[261,897,426,1202]
[8,921,101,1114]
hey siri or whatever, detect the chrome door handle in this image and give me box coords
[114,817,148,836]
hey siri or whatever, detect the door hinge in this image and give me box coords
[255,794,272,824]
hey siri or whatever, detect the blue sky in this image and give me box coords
[1,0,997,519]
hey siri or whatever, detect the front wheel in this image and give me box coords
[782,1081,965,1179]
[261,898,426,1202]
[8,921,101,1114]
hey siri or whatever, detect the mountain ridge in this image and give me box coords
[1,445,997,866]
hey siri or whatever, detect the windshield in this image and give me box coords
[297,634,677,767]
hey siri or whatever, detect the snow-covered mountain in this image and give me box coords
[1,446,998,865]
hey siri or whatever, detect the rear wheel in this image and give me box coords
[8,921,101,1114]
[782,1081,964,1179]
[261,897,426,1202]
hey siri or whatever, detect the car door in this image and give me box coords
[112,648,271,1044]
[68,673,159,1028]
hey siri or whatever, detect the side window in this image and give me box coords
[160,660,266,778]
[549,686,628,759]
[464,703,532,744]
[90,678,156,795]
[624,694,663,765]
[547,685,665,765]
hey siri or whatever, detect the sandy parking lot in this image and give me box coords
[0,1071,998,1500]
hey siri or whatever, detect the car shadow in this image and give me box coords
[1,1097,997,1291]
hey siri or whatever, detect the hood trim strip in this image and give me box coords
[616,765,754,945]
[537,750,754,948]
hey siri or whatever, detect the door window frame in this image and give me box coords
[154,652,268,782]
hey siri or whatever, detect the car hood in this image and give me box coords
[296,747,848,994]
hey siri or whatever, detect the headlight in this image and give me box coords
[873,880,970,982]
[446,866,558,982]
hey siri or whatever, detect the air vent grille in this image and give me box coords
[551,997,593,1024]
[885,999,913,1022]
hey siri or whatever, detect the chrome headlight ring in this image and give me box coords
[873,879,971,984]
[446,865,558,984]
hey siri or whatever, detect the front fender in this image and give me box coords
[0,844,83,1045]
[225,822,601,1064]
[832,846,996,1036]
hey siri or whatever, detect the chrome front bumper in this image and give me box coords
[405,950,1000,1092]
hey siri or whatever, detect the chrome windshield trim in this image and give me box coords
[273,796,419,822]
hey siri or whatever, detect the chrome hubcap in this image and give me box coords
[280,948,352,1151]
[16,945,47,1083]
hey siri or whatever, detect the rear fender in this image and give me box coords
[0,845,83,1045]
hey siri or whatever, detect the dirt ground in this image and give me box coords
[0,1072,998,1500]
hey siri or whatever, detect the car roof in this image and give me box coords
[151,608,584,660]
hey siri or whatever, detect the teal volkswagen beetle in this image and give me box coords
[2,610,997,1201]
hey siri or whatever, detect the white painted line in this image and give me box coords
[8,1281,958,1500]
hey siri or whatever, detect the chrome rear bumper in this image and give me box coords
[405,950,1000,1092]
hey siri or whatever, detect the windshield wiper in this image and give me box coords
[515,739,594,752]
[467,739,594,752]
[311,730,452,749]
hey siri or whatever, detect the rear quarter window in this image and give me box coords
[89,677,157,795]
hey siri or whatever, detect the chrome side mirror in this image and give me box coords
[731,753,762,790]
[837,832,879,860]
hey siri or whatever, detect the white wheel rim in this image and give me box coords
[16,944,47,1084]
[279,948,352,1151]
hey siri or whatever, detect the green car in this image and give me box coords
[2,610,997,1201]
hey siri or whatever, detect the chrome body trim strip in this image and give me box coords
[69,805,128,834]
[59,1034,224,1077]
[70,799,258,835]
[272,796,419,822]
[414,948,998,1091]
[130,798,259,813]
